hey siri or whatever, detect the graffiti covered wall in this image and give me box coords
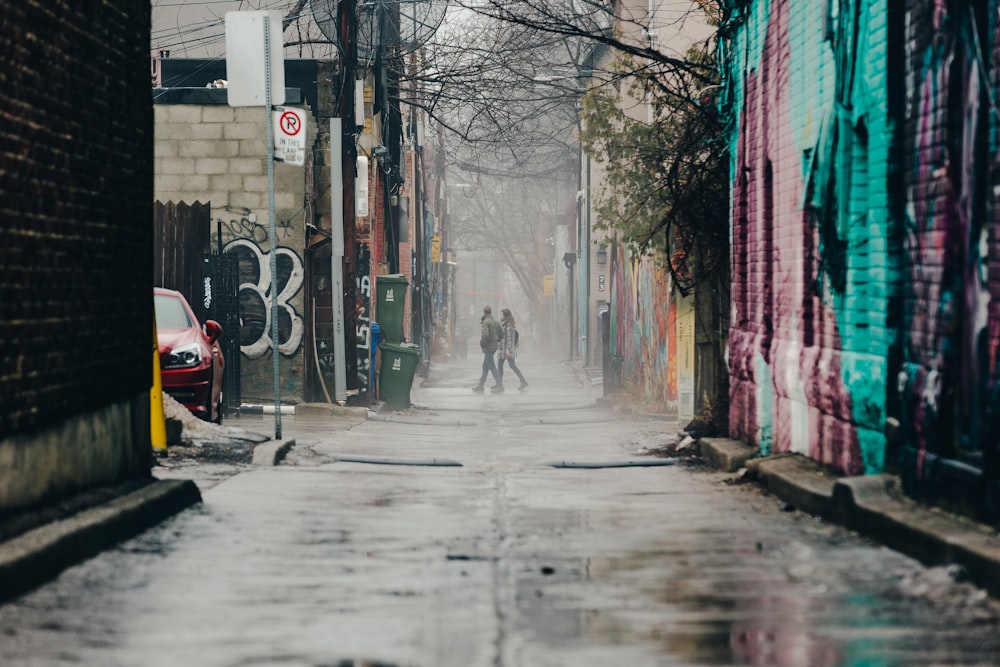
[212,202,306,402]
[154,103,310,403]
[895,1,1000,508]
[722,0,1000,510]
[609,246,678,411]
[720,1,893,475]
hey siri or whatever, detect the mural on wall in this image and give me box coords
[721,1,883,475]
[223,238,304,358]
[609,246,677,410]
[721,1,1000,487]
[897,1,1000,482]
[214,205,304,362]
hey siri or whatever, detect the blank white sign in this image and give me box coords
[225,11,285,107]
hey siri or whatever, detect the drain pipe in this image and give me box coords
[544,459,678,469]
[334,455,463,467]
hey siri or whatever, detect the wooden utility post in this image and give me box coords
[338,0,360,390]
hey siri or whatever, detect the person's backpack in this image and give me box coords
[514,329,520,348]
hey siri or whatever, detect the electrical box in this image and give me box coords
[356,156,369,218]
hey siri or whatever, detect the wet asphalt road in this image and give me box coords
[2,356,1000,666]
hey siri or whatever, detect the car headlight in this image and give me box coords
[164,342,203,369]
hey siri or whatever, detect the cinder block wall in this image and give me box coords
[154,101,310,402]
[0,1,154,509]
[723,1,893,475]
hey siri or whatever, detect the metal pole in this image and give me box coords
[331,118,347,403]
[567,259,575,361]
[264,15,281,439]
[574,113,583,361]
[581,152,592,366]
[566,121,583,361]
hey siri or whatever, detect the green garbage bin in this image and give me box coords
[378,341,421,410]
[376,274,409,344]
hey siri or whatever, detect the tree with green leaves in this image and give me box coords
[579,46,728,296]
[577,41,730,432]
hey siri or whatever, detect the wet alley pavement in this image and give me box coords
[3,357,1000,666]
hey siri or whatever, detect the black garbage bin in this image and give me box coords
[378,341,421,410]
[376,274,409,344]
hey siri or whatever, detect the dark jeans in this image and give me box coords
[478,350,501,386]
[498,356,526,387]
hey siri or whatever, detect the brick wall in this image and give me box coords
[723,1,893,475]
[894,1,1000,516]
[724,0,1000,508]
[0,1,154,509]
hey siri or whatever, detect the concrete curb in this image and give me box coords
[699,437,757,472]
[252,439,296,466]
[293,403,369,420]
[752,454,839,518]
[239,403,370,419]
[0,479,202,604]
[699,437,1000,598]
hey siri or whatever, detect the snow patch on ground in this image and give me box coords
[161,393,227,443]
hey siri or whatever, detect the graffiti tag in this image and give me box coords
[223,238,304,358]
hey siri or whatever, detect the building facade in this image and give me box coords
[154,85,312,404]
[0,1,154,511]
[153,57,440,407]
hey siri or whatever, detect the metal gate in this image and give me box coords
[203,253,241,416]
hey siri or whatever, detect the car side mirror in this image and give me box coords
[203,319,223,343]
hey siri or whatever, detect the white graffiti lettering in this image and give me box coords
[224,238,304,358]
[203,276,213,310]
[357,274,371,299]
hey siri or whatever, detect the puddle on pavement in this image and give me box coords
[507,547,1000,666]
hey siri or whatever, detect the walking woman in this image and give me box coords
[497,308,528,392]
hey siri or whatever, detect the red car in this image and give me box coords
[154,287,225,424]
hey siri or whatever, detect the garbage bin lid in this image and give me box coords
[378,340,421,353]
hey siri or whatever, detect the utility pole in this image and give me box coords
[337,0,359,391]
[411,105,426,372]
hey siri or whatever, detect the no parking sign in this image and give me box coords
[273,106,305,166]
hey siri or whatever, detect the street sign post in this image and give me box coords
[225,10,284,438]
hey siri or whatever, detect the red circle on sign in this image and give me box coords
[279,111,302,136]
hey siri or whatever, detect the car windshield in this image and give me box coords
[154,294,194,328]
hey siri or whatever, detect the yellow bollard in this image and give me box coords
[151,315,168,454]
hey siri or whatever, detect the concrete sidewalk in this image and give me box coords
[0,404,353,604]
[0,478,201,604]
[699,437,1000,598]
